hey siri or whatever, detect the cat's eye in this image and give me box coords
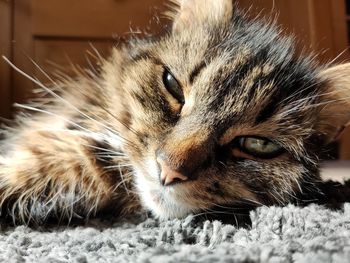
[162,68,184,104]
[236,137,284,159]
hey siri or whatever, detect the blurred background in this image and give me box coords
[0,0,350,161]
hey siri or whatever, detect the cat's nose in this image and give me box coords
[156,157,188,186]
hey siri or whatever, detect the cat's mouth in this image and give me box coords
[134,165,198,219]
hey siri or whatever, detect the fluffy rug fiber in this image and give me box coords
[0,203,350,262]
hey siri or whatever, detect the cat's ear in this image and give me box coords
[169,0,233,31]
[317,63,350,142]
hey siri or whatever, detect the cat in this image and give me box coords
[1,0,350,225]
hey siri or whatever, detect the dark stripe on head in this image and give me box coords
[255,87,281,124]
[131,70,180,124]
[254,63,317,124]
[130,51,163,66]
[189,61,206,84]
[130,51,152,62]
[208,48,270,113]
[133,85,177,123]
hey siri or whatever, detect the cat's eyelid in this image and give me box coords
[219,127,248,146]
[189,61,207,84]
[218,126,304,157]
[218,124,282,146]
[227,136,285,160]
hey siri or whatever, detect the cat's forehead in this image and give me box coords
[158,15,293,76]
[150,16,320,140]
[161,23,312,89]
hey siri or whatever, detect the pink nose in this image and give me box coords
[157,158,188,186]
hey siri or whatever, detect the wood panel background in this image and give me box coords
[32,0,166,38]
[0,0,12,119]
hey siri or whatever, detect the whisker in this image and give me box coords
[84,54,100,77]
[117,163,131,194]
[99,105,141,137]
[326,49,348,65]
[3,56,138,148]
[104,164,133,169]
[27,56,58,86]
[89,42,105,63]
[193,210,242,226]
[14,104,93,134]
[84,145,124,155]
[12,106,137,155]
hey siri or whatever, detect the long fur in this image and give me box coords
[0,0,350,225]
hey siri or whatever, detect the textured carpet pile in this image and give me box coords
[0,204,350,262]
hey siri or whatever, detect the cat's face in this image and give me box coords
[105,0,350,219]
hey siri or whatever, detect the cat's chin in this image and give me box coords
[134,169,197,219]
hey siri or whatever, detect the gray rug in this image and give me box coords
[0,204,350,263]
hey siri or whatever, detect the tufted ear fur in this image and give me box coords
[169,0,233,31]
[317,63,350,143]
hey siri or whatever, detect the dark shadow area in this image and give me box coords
[297,179,350,210]
[193,207,253,228]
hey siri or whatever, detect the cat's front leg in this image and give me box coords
[0,122,139,224]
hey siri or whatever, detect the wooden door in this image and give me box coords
[0,0,12,119]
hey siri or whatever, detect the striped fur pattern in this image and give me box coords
[1,0,350,224]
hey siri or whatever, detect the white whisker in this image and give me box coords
[2,56,136,148]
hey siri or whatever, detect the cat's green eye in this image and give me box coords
[237,137,284,159]
[162,68,185,104]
